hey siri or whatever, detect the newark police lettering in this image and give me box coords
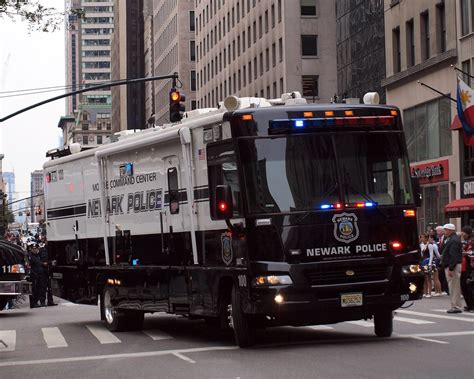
[306,243,387,257]
[87,188,163,218]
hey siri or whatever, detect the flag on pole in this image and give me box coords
[457,77,474,145]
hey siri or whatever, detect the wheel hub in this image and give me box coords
[103,290,115,324]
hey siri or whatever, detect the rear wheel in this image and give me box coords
[374,309,393,337]
[102,286,127,332]
[230,285,256,348]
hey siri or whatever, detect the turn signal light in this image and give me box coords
[390,241,403,251]
[403,209,416,217]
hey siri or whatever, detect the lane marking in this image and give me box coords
[413,331,474,338]
[431,309,474,317]
[397,310,474,323]
[143,330,172,340]
[86,324,121,344]
[172,352,196,363]
[410,336,449,345]
[0,330,16,352]
[347,320,373,327]
[0,345,238,367]
[308,325,334,331]
[393,316,435,325]
[42,327,68,348]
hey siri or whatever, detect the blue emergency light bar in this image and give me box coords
[319,202,377,210]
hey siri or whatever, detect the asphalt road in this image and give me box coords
[1,296,473,379]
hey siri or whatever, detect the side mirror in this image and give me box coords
[411,178,422,208]
[214,185,233,219]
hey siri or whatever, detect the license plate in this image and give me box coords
[341,293,363,307]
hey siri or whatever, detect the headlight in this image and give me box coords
[402,264,422,274]
[253,275,293,287]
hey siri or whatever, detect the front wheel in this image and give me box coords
[374,309,393,337]
[230,285,256,348]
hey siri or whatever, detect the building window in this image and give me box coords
[191,70,196,91]
[301,0,316,16]
[420,11,430,61]
[419,184,448,232]
[461,0,470,36]
[392,27,401,73]
[253,21,257,43]
[106,122,111,130]
[259,52,263,75]
[265,48,269,71]
[278,0,282,22]
[403,97,452,163]
[259,15,262,38]
[265,10,268,33]
[191,100,197,110]
[462,59,471,86]
[436,2,446,53]
[97,136,103,145]
[301,35,317,56]
[271,4,275,28]
[190,40,196,61]
[272,43,276,67]
[279,38,283,62]
[190,11,195,31]
[302,75,319,99]
[82,135,88,145]
[406,19,415,67]
[82,122,89,130]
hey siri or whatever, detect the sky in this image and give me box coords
[0,0,65,200]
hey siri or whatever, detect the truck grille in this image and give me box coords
[304,264,391,286]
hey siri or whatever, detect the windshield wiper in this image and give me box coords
[294,182,338,225]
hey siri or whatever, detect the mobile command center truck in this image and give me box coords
[44,92,424,347]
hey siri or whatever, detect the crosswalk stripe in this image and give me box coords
[0,330,16,352]
[347,320,373,327]
[394,316,435,325]
[86,325,121,344]
[42,327,68,348]
[431,309,474,317]
[308,325,334,331]
[398,310,474,322]
[143,330,172,340]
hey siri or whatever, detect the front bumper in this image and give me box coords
[244,259,424,326]
[0,280,32,296]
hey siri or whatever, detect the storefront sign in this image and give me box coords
[462,179,474,198]
[410,160,449,185]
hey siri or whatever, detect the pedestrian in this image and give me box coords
[440,224,463,313]
[428,235,442,296]
[435,225,449,295]
[461,231,474,312]
[28,243,46,308]
[39,238,57,307]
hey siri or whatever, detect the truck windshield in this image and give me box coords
[238,132,413,214]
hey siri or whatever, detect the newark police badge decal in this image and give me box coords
[221,231,233,266]
[332,212,359,244]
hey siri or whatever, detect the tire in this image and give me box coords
[102,286,127,332]
[230,285,256,348]
[374,309,394,338]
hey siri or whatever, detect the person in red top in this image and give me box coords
[461,231,474,312]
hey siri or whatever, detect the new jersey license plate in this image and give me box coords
[341,293,363,307]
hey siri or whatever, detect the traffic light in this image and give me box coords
[169,88,185,122]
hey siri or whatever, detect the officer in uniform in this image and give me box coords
[39,239,57,306]
[29,243,46,308]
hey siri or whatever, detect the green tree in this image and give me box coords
[0,0,83,32]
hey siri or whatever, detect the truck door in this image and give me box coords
[164,155,190,309]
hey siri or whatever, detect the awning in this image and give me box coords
[445,198,474,213]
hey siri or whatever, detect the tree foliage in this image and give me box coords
[0,0,84,32]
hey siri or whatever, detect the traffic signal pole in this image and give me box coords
[0,73,179,123]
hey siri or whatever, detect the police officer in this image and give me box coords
[29,243,46,308]
[39,239,57,306]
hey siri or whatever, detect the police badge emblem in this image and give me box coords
[221,231,233,266]
[332,212,359,244]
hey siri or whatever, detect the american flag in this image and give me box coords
[198,148,206,160]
